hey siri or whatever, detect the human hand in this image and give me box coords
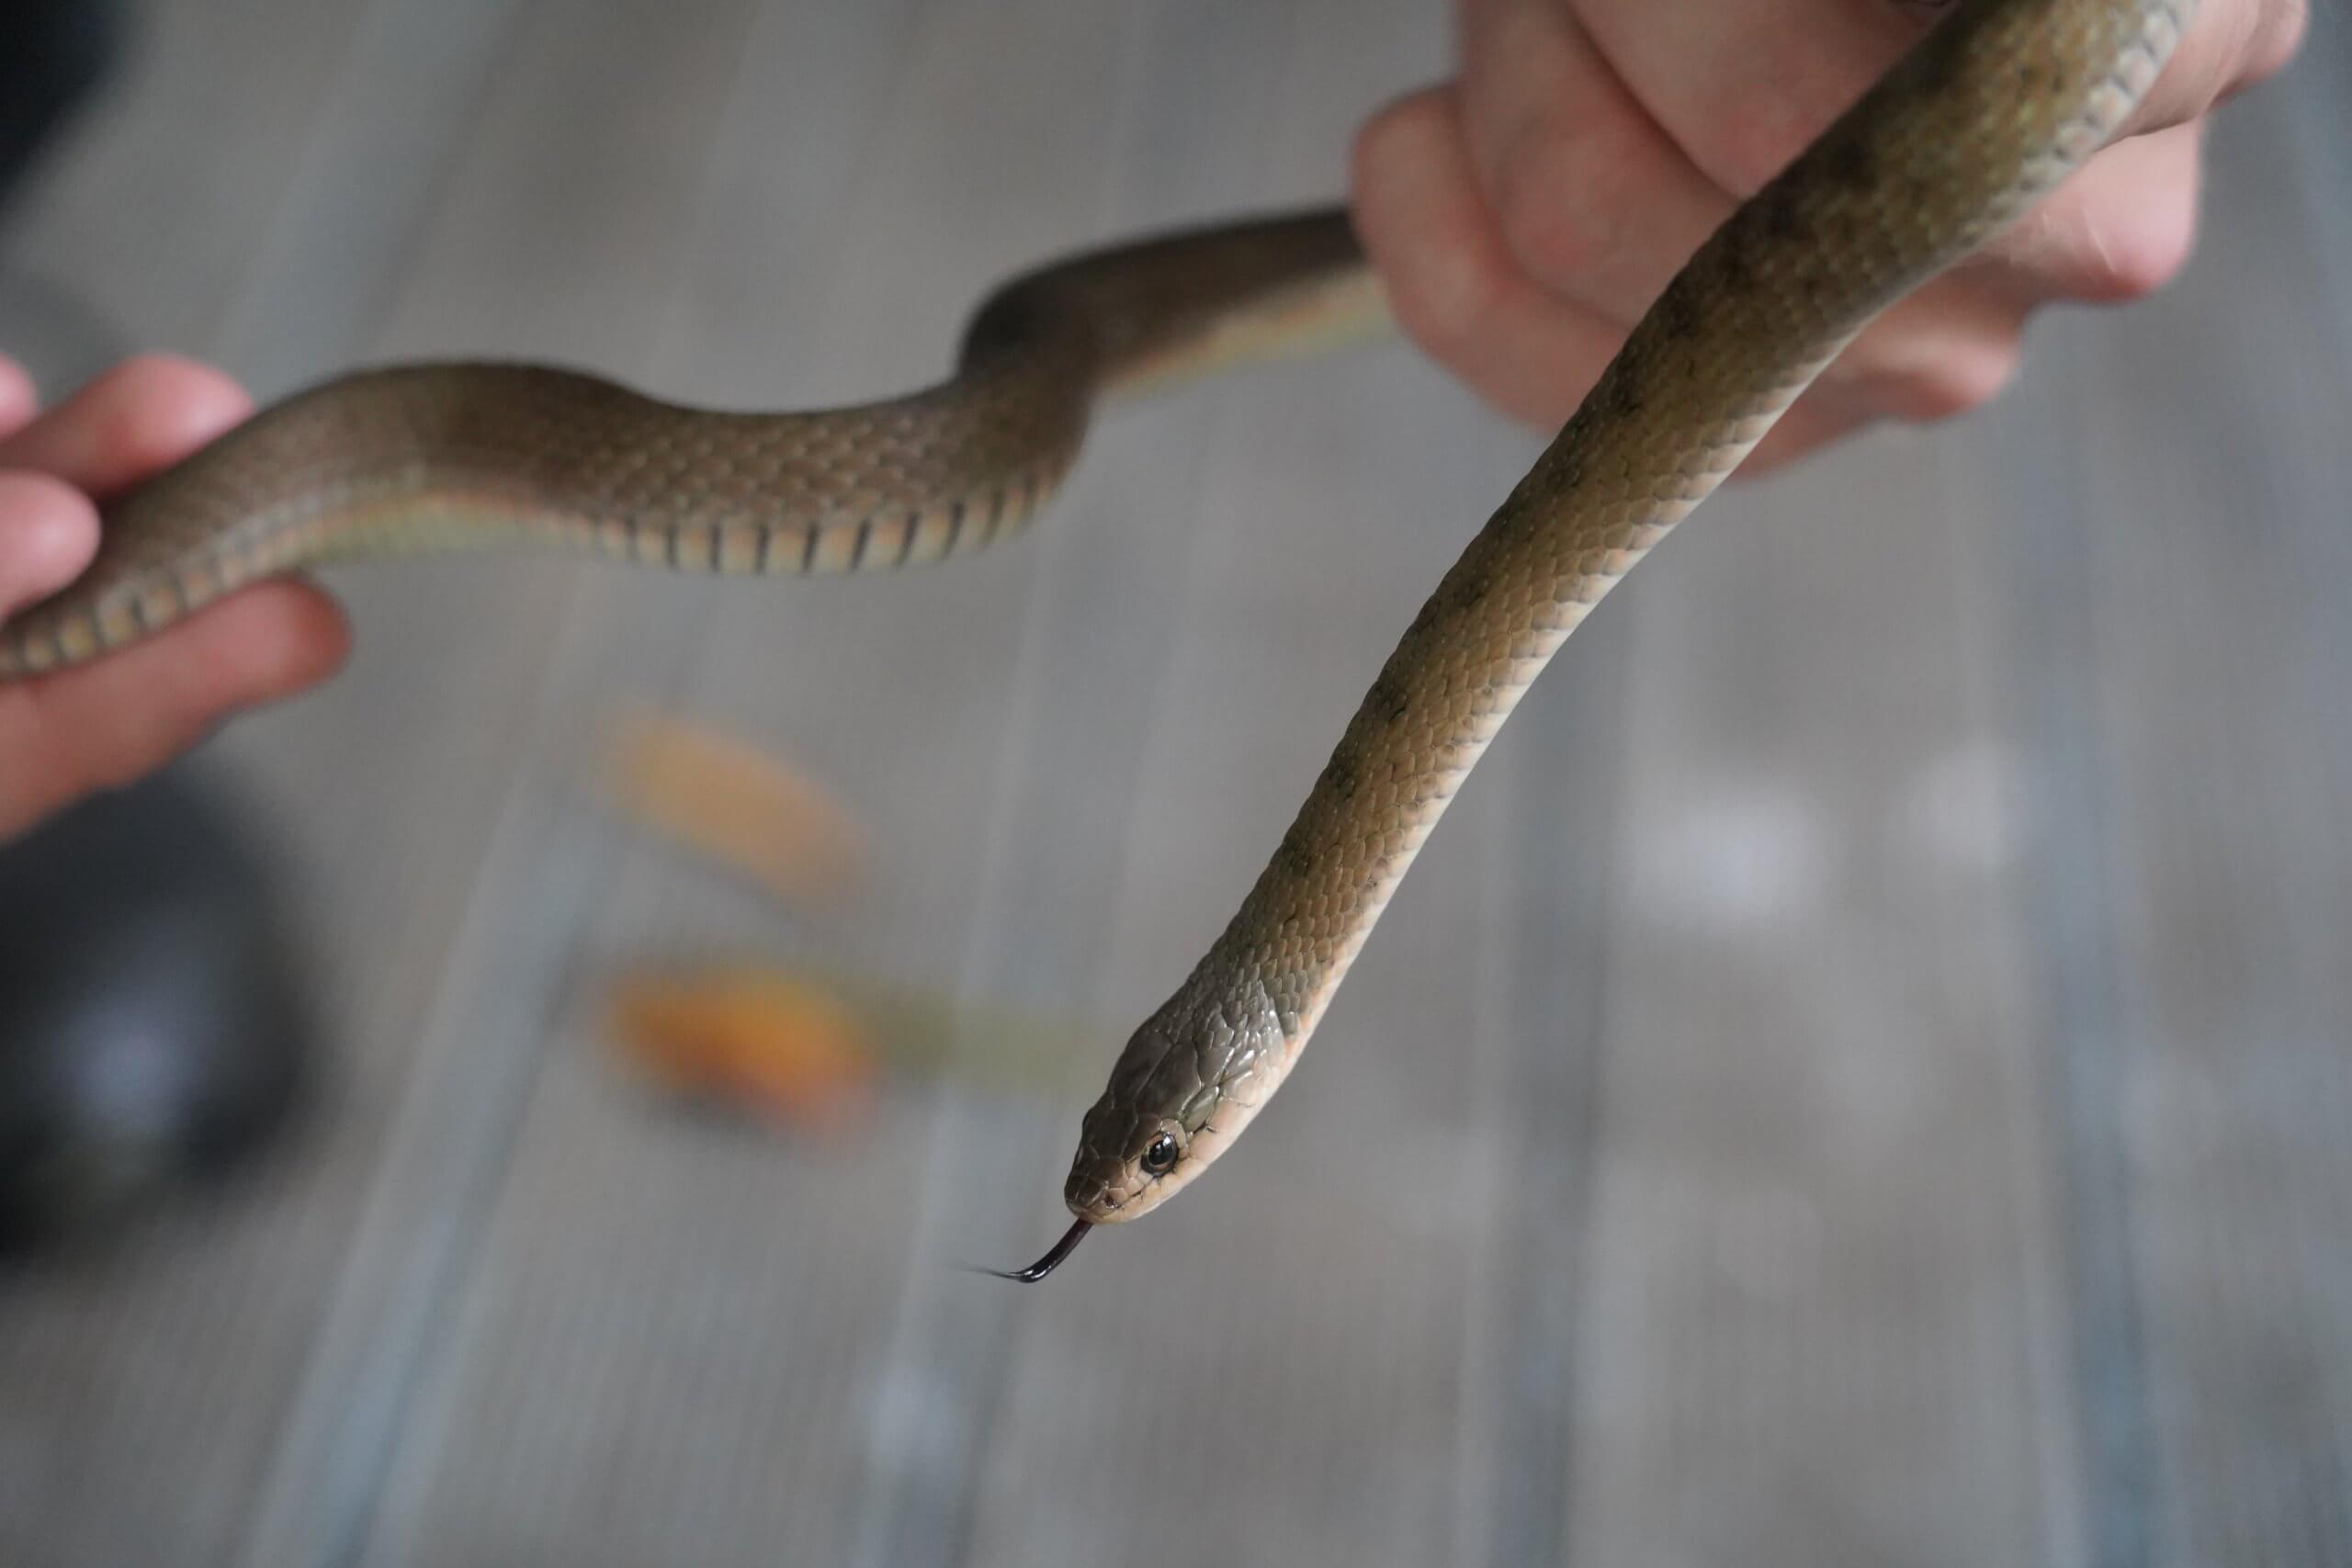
[0,355,349,840]
[1351,0,2306,473]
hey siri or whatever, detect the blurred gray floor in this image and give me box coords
[1,2,2347,1565]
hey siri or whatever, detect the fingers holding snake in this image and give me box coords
[0,357,347,840]
[1351,0,2302,468]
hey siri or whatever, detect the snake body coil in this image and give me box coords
[1032,0,2188,1276]
[0,213,1377,675]
[0,0,2191,1279]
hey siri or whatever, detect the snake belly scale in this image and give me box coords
[0,0,2190,1279]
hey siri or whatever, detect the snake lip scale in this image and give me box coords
[0,0,2189,1285]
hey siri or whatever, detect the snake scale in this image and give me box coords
[0,0,2188,1280]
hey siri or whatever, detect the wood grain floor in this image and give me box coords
[0,3,2345,1565]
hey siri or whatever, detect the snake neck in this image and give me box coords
[1064,0,2196,1230]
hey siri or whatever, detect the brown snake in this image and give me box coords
[0,0,2189,1280]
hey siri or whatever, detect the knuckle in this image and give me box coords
[2247,0,2309,86]
[2098,228,2195,304]
[1351,102,1510,358]
[1488,130,1625,292]
[1894,333,2022,423]
[1688,85,1821,198]
[1385,230,1510,361]
[1347,96,1425,206]
[2082,180,2199,303]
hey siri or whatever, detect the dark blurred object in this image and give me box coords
[0,0,124,217]
[0,0,132,394]
[0,772,310,1255]
[0,0,302,1253]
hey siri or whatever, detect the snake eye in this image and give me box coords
[1140,1132,1181,1176]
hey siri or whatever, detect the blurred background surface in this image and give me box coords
[0,1,2347,1565]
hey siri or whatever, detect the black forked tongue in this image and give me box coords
[972,1218,1091,1282]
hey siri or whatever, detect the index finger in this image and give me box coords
[0,356,35,440]
[0,355,251,499]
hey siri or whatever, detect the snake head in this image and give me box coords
[1061,975,1287,1224]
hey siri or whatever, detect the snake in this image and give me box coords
[0,0,2188,1280]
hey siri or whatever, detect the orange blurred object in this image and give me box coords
[609,967,876,1132]
[601,706,866,907]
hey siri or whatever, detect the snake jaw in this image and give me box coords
[1060,1097,1170,1222]
[1060,979,1292,1224]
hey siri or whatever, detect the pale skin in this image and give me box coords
[0,355,349,840]
[1350,0,2306,468]
[0,0,2308,841]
